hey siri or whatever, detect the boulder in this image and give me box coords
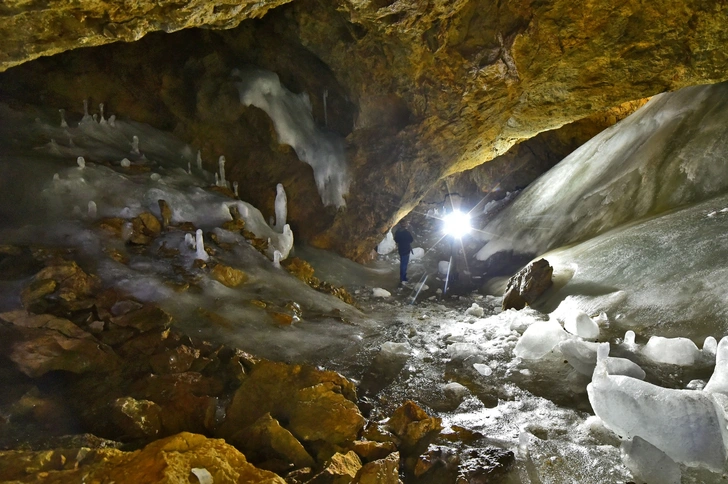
[353,452,400,484]
[502,258,553,310]
[385,400,442,454]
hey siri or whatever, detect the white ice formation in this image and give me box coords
[131,135,140,155]
[465,303,484,318]
[87,200,97,218]
[274,183,287,232]
[195,229,208,261]
[120,158,131,168]
[620,436,681,484]
[372,287,391,298]
[563,310,600,340]
[642,336,700,366]
[377,230,396,255]
[273,250,282,269]
[232,67,350,207]
[77,156,85,169]
[218,156,226,187]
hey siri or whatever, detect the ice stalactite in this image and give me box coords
[232,68,350,208]
[274,183,287,232]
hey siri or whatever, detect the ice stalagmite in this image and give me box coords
[587,344,728,471]
[195,229,208,261]
[131,136,140,155]
[273,250,282,269]
[274,183,287,232]
[59,109,68,128]
[233,181,239,197]
[87,201,97,218]
[77,157,85,169]
[99,103,106,124]
[218,156,226,187]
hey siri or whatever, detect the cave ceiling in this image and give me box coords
[1,0,727,261]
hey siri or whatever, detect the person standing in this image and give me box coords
[394,223,414,284]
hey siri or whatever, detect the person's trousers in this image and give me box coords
[399,253,410,282]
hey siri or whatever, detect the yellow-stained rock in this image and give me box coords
[211,264,248,287]
[351,440,398,462]
[353,451,400,484]
[158,199,172,230]
[309,451,362,484]
[0,432,286,483]
[229,412,315,472]
[385,400,442,453]
[110,396,163,439]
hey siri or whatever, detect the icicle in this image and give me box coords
[195,229,209,261]
[77,156,86,169]
[274,183,287,232]
[323,89,328,127]
[196,150,202,170]
[218,156,226,187]
[59,109,68,128]
[99,103,107,124]
[120,158,131,168]
[273,250,282,269]
[131,135,140,155]
[187,161,192,174]
[233,181,239,197]
[108,115,116,127]
[87,200,97,218]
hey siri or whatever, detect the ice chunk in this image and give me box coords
[195,229,209,261]
[377,230,396,255]
[624,330,636,346]
[514,320,569,359]
[438,260,450,275]
[411,247,425,260]
[643,336,700,366]
[704,336,728,395]
[274,183,287,232]
[587,349,728,471]
[621,436,681,484]
[190,467,213,484]
[563,310,600,340]
[473,363,492,376]
[465,303,484,318]
[380,341,411,357]
[703,336,718,358]
[558,339,601,376]
[372,288,391,298]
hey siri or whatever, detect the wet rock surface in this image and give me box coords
[502,258,553,310]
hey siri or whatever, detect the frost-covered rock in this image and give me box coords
[514,320,569,359]
[621,436,681,484]
[587,345,727,471]
[563,310,600,340]
[372,288,391,298]
[465,303,484,318]
[642,336,700,366]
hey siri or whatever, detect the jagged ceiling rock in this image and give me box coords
[0,0,727,261]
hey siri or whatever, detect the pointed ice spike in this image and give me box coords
[59,109,68,128]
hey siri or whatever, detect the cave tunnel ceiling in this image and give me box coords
[1,0,727,261]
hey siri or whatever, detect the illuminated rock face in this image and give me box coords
[1,0,727,260]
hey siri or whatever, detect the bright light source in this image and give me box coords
[443,210,471,238]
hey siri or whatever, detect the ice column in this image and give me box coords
[195,229,209,261]
[218,156,226,187]
[81,99,92,124]
[274,183,287,232]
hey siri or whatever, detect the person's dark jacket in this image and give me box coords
[394,228,414,256]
